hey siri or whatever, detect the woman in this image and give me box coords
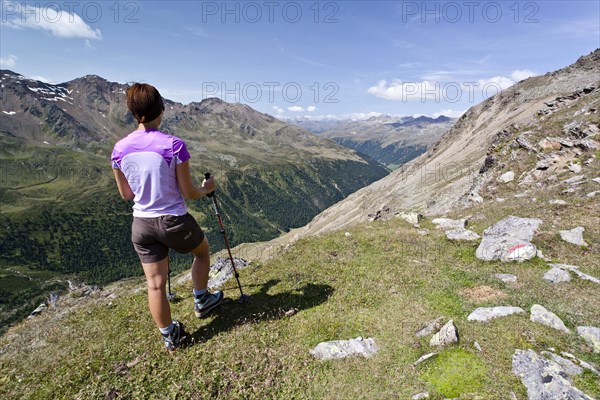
[111,83,223,351]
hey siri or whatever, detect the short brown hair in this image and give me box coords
[126,83,164,123]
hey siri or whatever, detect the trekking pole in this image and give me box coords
[166,258,177,302]
[205,173,250,304]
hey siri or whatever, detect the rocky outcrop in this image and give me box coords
[576,326,600,353]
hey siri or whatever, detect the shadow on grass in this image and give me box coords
[186,279,333,346]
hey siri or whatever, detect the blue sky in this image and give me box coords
[1,1,599,120]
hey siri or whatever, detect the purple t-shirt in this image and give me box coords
[111,129,190,217]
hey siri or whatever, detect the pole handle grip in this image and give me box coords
[204,172,215,197]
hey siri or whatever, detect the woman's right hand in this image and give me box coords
[202,177,216,193]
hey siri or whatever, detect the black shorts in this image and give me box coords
[131,213,205,263]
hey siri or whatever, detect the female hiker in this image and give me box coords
[111,83,223,351]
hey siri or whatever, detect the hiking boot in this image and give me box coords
[194,290,224,318]
[162,320,185,351]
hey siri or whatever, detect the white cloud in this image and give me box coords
[432,109,466,118]
[369,69,539,103]
[4,5,102,40]
[510,69,537,82]
[288,106,305,112]
[307,106,317,112]
[273,106,284,115]
[367,79,445,101]
[476,76,515,90]
[0,54,17,68]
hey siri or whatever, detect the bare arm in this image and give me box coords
[112,168,135,201]
[176,160,215,200]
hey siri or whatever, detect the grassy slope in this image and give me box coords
[1,192,598,399]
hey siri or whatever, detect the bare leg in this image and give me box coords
[142,257,172,328]
[191,237,210,291]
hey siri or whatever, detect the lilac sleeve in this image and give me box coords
[173,137,191,164]
[111,145,122,169]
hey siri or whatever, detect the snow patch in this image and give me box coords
[2,111,17,115]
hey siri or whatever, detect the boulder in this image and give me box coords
[310,337,377,360]
[539,138,562,151]
[444,228,480,241]
[576,326,600,353]
[512,349,593,400]
[543,267,571,284]
[497,171,515,183]
[568,163,582,173]
[415,317,444,338]
[530,304,570,334]
[429,320,458,347]
[208,257,251,289]
[564,175,585,185]
[549,264,599,284]
[395,212,422,226]
[467,306,525,322]
[476,216,542,262]
[548,199,567,205]
[558,227,588,247]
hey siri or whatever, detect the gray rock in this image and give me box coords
[549,264,600,284]
[416,317,444,338]
[568,163,582,173]
[467,306,525,322]
[576,326,600,353]
[543,267,571,284]
[429,320,458,347]
[560,352,600,376]
[496,197,506,203]
[495,273,518,283]
[559,227,588,247]
[412,393,429,400]
[27,303,47,319]
[548,199,568,205]
[469,192,484,203]
[431,218,466,231]
[310,337,377,360]
[592,177,600,184]
[208,257,251,289]
[395,211,422,226]
[445,228,480,241]
[564,175,585,184]
[516,134,537,152]
[474,341,483,352]
[539,138,562,151]
[512,349,593,400]
[587,191,599,197]
[541,351,584,376]
[417,229,429,236]
[498,171,516,183]
[530,304,571,334]
[413,352,437,366]
[476,216,542,262]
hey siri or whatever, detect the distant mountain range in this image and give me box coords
[289,114,456,168]
[0,70,389,331]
